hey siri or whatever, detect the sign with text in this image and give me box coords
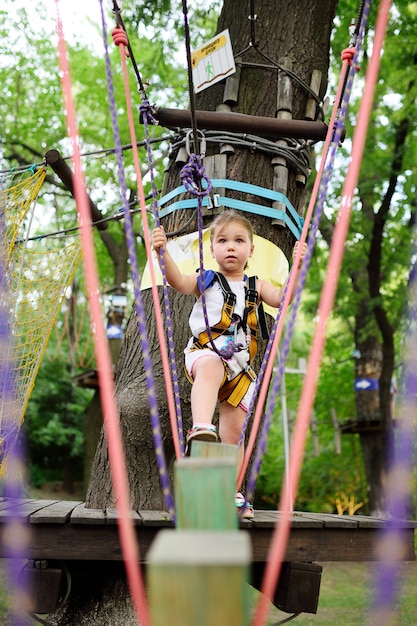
[191,29,236,94]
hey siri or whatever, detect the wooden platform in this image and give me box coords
[0,498,415,564]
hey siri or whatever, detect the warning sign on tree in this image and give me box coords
[191,29,236,94]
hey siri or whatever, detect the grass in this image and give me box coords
[1,560,417,624]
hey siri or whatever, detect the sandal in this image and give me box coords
[235,492,254,519]
[241,502,254,520]
[185,423,218,455]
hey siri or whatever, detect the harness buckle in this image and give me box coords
[244,364,257,382]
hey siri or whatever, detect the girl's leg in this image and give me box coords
[219,400,254,518]
[190,355,225,425]
[218,401,246,473]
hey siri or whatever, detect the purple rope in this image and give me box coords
[244,2,370,506]
[179,155,219,356]
[1,187,30,625]
[99,0,175,518]
[369,266,417,619]
[140,100,185,454]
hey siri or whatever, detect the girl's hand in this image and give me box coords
[293,241,307,268]
[151,226,167,252]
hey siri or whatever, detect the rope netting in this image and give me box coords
[0,166,81,474]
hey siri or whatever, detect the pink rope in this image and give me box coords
[251,1,392,624]
[113,26,182,460]
[237,41,355,491]
[54,4,149,624]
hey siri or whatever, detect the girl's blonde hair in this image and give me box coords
[209,209,254,244]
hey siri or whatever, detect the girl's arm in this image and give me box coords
[151,226,198,295]
[258,241,307,308]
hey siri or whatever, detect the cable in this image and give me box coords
[270,614,301,625]
[181,0,200,156]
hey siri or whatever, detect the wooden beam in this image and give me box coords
[152,107,328,141]
[0,499,415,563]
[45,149,107,230]
[148,530,250,626]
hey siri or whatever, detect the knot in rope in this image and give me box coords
[218,342,244,359]
[180,154,212,196]
[341,47,360,71]
[139,100,157,125]
[112,26,130,57]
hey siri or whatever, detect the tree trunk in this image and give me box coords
[53,1,338,622]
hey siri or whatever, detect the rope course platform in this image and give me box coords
[0,497,414,564]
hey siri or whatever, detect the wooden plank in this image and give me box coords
[0,498,36,512]
[252,510,324,528]
[148,530,250,626]
[140,510,174,526]
[250,526,416,563]
[0,499,59,521]
[350,514,417,529]
[343,514,387,528]
[30,501,82,524]
[300,513,358,528]
[105,508,141,525]
[0,500,414,564]
[0,515,414,564]
[70,503,106,525]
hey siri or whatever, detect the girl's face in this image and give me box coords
[210,221,254,275]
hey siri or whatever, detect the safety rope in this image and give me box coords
[100,9,179,515]
[179,155,225,358]
[112,1,187,458]
[111,22,185,459]
[56,3,149,625]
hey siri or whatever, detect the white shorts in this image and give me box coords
[184,346,256,412]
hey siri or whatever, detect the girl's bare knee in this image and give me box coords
[193,355,224,382]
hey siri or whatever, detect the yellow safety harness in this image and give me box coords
[186,271,269,407]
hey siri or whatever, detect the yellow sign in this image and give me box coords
[191,29,236,94]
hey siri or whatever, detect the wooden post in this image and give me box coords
[304,69,322,121]
[148,530,251,626]
[148,442,251,626]
[223,57,242,106]
[272,58,292,227]
[175,449,238,530]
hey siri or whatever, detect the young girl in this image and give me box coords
[151,210,305,518]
